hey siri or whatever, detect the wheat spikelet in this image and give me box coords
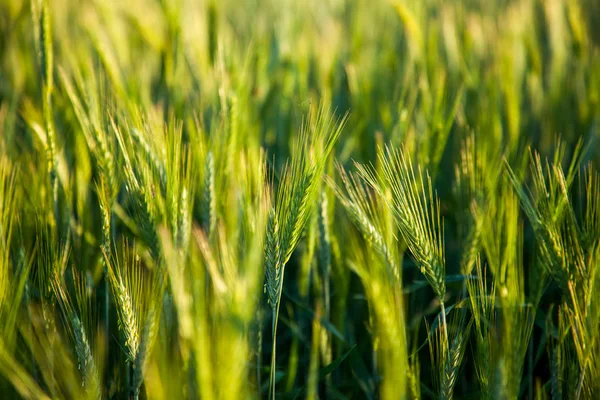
[34,0,59,233]
[95,130,116,200]
[200,152,216,237]
[71,315,100,396]
[131,128,166,191]
[318,191,331,277]
[264,209,281,309]
[51,273,100,397]
[133,191,162,261]
[104,251,139,362]
[115,283,139,362]
[460,221,481,275]
[278,170,314,264]
[178,186,191,249]
[441,330,467,400]
[326,167,398,279]
[97,180,112,253]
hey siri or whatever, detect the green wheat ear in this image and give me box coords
[200,152,216,237]
[326,164,398,280]
[264,208,282,309]
[264,107,346,313]
[105,260,139,363]
[356,146,446,300]
[264,106,346,399]
[441,319,471,400]
[51,275,100,398]
[32,0,59,234]
[103,244,143,363]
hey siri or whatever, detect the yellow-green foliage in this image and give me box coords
[0,0,599,399]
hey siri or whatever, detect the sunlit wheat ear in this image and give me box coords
[200,152,216,237]
[164,124,193,253]
[453,134,500,275]
[326,165,397,280]
[264,209,282,309]
[96,181,112,253]
[264,109,346,311]
[60,69,117,203]
[103,246,140,363]
[428,308,471,400]
[0,158,17,310]
[130,128,166,191]
[264,107,346,398]
[51,275,100,397]
[505,147,584,300]
[178,185,191,249]
[114,123,165,260]
[103,237,164,398]
[441,321,470,400]
[356,146,446,300]
[582,164,600,249]
[72,316,100,394]
[32,0,59,232]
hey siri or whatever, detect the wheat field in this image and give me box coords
[0,0,599,398]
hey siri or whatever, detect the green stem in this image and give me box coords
[440,300,449,353]
[126,361,131,399]
[256,309,263,394]
[270,306,279,400]
[575,366,585,399]
[270,267,286,400]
